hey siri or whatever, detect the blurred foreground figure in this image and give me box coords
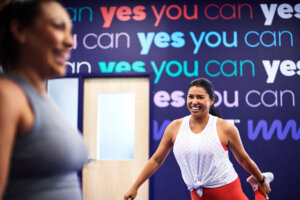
[0,0,88,199]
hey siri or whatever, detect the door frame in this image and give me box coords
[63,73,154,198]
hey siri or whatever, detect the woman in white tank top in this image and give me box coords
[124,78,273,200]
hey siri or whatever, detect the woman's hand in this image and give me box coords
[123,187,138,200]
[258,181,271,199]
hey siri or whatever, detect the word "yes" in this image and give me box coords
[262,60,300,83]
[261,3,300,25]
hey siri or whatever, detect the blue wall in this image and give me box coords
[61,0,300,199]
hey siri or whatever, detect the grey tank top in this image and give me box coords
[3,75,89,200]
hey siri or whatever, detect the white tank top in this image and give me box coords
[173,114,238,197]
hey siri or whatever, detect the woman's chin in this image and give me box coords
[48,67,67,79]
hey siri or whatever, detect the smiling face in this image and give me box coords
[19,1,74,78]
[187,86,215,118]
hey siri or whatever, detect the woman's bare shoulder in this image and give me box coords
[0,78,27,106]
[162,117,185,142]
[164,117,185,135]
[216,117,239,136]
[169,117,184,128]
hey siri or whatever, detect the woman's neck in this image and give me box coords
[190,113,209,124]
[11,67,47,96]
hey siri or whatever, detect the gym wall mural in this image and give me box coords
[60,0,300,199]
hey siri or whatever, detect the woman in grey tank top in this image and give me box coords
[0,1,88,199]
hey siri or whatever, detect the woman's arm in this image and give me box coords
[0,81,20,199]
[123,119,181,200]
[0,79,31,199]
[221,120,271,197]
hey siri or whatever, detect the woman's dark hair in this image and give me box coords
[0,0,54,73]
[188,78,220,117]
